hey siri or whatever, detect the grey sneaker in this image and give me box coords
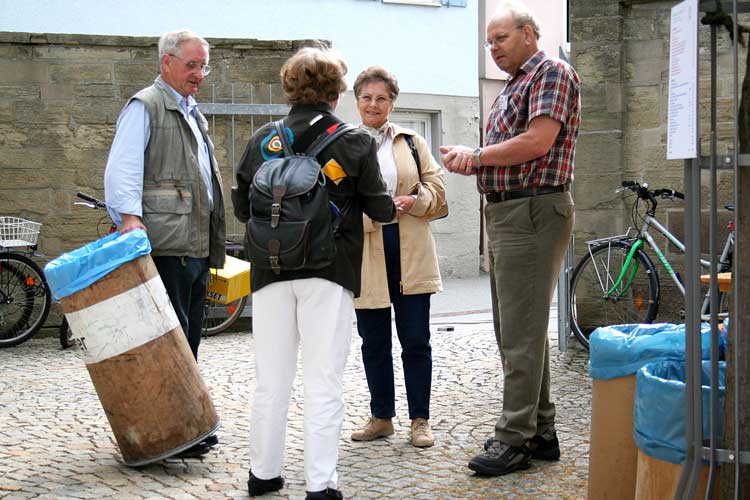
[484,430,560,461]
[527,431,560,461]
[468,440,531,476]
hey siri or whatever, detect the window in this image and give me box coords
[374,0,466,6]
[390,110,440,158]
[382,0,441,5]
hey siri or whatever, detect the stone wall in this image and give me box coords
[570,0,738,321]
[0,32,315,257]
[0,32,315,327]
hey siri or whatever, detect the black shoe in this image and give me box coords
[527,431,560,461]
[469,441,531,476]
[484,431,560,461]
[200,434,219,448]
[247,471,284,496]
[175,442,211,458]
[305,487,344,500]
[174,433,219,459]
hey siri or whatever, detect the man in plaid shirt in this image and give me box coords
[441,0,580,477]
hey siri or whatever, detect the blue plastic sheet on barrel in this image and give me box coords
[588,323,720,380]
[633,359,725,464]
[44,229,151,301]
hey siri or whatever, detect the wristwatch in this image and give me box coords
[473,147,483,167]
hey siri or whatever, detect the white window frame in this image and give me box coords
[382,0,441,6]
[390,109,441,160]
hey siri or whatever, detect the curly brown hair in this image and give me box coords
[280,47,348,105]
[353,66,400,100]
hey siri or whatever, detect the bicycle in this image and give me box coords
[59,193,250,346]
[59,192,117,348]
[202,241,251,337]
[569,180,734,350]
[0,217,52,348]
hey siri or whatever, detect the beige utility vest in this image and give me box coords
[131,77,226,268]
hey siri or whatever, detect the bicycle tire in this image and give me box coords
[59,317,75,349]
[569,240,660,350]
[203,295,248,336]
[0,253,52,348]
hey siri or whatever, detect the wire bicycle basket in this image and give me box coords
[0,217,42,247]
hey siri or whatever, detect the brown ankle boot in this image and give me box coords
[410,418,434,447]
[350,417,394,441]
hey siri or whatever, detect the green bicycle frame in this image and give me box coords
[605,239,645,298]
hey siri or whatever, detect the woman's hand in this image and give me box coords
[394,195,416,218]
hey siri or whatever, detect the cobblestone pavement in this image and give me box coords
[0,307,591,499]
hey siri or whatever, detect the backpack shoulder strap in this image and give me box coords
[404,134,422,181]
[273,120,294,157]
[307,123,357,158]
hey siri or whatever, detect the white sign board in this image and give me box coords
[667,0,698,160]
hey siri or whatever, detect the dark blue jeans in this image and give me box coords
[152,256,209,360]
[355,223,432,420]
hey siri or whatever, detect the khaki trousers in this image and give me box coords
[485,190,574,446]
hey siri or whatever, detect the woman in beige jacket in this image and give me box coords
[350,67,448,448]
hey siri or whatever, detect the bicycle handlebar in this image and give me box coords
[620,181,684,200]
[76,192,107,209]
[619,181,684,217]
[653,188,685,200]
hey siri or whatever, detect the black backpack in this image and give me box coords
[245,119,355,275]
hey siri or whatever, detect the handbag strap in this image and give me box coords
[404,134,422,181]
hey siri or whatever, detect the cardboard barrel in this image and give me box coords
[634,450,714,500]
[60,254,219,466]
[587,375,638,500]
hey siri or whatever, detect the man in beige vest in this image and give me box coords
[104,29,226,458]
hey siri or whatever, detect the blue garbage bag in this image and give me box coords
[633,360,725,464]
[721,316,730,359]
[44,229,151,301]
[589,323,715,380]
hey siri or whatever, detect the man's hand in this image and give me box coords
[440,145,478,176]
[394,195,416,218]
[120,214,147,234]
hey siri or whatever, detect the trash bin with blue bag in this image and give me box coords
[586,323,717,500]
[633,360,725,499]
[45,230,219,466]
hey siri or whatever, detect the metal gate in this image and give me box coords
[200,82,290,322]
[200,82,290,241]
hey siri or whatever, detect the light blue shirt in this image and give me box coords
[104,81,214,226]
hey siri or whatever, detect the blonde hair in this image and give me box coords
[280,47,348,105]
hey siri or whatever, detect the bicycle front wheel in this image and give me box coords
[570,241,660,350]
[203,295,248,336]
[0,253,51,347]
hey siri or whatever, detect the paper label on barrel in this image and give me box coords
[65,276,181,364]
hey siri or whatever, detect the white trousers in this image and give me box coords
[250,278,353,492]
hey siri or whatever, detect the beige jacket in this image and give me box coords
[355,124,447,309]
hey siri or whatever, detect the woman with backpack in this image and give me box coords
[232,48,396,500]
[349,66,448,449]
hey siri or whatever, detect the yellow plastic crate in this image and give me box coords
[207,255,251,304]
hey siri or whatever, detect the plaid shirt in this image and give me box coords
[479,51,581,194]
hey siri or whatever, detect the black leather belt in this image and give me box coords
[485,184,569,203]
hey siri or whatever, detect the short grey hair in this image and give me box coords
[496,1,541,40]
[158,29,209,59]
